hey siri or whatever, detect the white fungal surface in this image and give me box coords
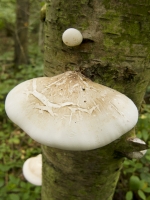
[62,28,83,46]
[23,154,42,186]
[128,138,147,159]
[5,71,138,151]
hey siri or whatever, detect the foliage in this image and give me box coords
[114,105,150,200]
[0,52,43,200]
[0,0,45,31]
[0,1,45,198]
[0,0,16,29]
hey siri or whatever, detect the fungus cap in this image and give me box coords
[23,154,42,186]
[62,28,83,46]
[128,138,147,159]
[5,71,138,151]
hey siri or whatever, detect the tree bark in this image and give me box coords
[42,0,150,199]
[14,0,29,67]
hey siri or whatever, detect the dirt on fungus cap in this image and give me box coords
[5,71,138,151]
[23,154,42,186]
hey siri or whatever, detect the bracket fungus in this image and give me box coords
[127,138,147,159]
[23,154,42,186]
[5,71,138,151]
[62,28,83,46]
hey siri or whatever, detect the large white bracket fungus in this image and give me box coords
[23,154,42,186]
[5,71,138,151]
[62,28,83,46]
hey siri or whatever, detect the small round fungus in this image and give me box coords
[5,71,138,151]
[62,28,83,46]
[23,154,42,186]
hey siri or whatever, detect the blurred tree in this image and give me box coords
[14,0,29,67]
[41,0,150,199]
[40,3,46,22]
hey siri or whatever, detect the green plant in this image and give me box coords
[114,104,150,200]
[0,1,45,198]
[0,55,43,199]
[0,0,16,30]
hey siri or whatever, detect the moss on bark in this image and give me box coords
[42,143,123,200]
[42,0,150,199]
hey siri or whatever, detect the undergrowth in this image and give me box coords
[114,105,150,200]
[0,61,43,200]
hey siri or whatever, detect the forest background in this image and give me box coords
[0,1,150,200]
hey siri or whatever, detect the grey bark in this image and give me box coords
[42,0,150,199]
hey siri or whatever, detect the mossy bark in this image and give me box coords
[42,0,150,199]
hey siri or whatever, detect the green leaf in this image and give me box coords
[0,164,11,172]
[22,193,30,200]
[9,175,20,184]
[143,187,150,193]
[8,194,20,200]
[140,173,150,184]
[20,181,26,188]
[135,163,143,169]
[139,180,147,190]
[145,154,150,161]
[124,159,135,166]
[142,130,149,141]
[138,167,149,173]
[129,175,141,191]
[9,137,20,144]
[125,191,133,200]
[123,168,135,174]
[138,190,146,200]
[0,179,4,187]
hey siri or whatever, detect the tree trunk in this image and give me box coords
[14,0,29,67]
[42,0,150,199]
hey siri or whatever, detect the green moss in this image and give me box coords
[100,1,150,62]
[101,10,120,19]
[81,0,89,4]
[54,1,89,31]
[101,0,150,45]
[103,38,115,49]
[80,21,89,30]
[101,15,121,35]
[128,0,150,6]
[123,21,140,38]
[119,40,130,49]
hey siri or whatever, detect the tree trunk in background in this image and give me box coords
[14,0,29,68]
[42,0,150,199]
